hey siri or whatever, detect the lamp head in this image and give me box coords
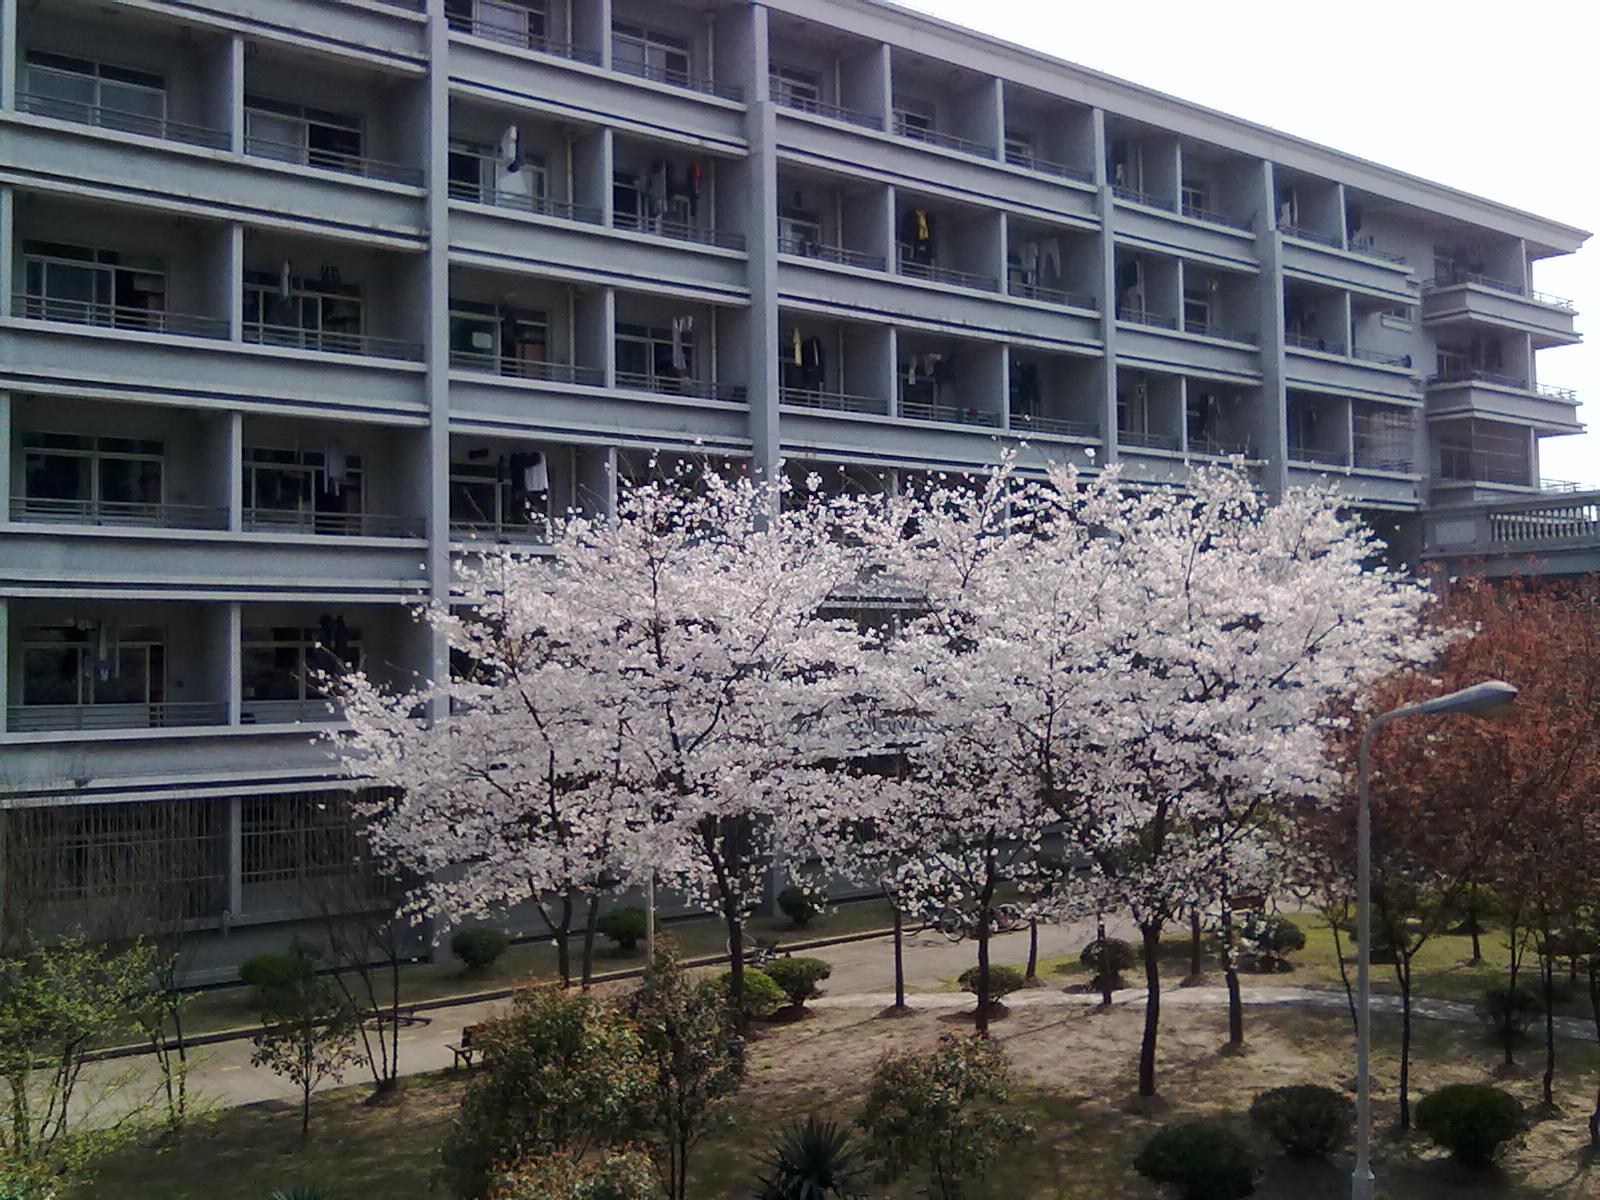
[1414,679,1518,719]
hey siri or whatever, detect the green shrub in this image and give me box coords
[596,907,648,953]
[268,1188,332,1200]
[765,957,832,1010]
[1237,914,1306,971]
[239,942,319,1003]
[1477,984,1538,1051]
[1134,1120,1257,1200]
[754,1116,866,1200]
[956,964,1026,1004]
[711,968,785,1020]
[1248,1085,1353,1159]
[491,1147,656,1200]
[451,925,511,973]
[1415,1083,1523,1167]
[777,886,820,929]
[1078,937,1135,988]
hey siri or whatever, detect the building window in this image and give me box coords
[243,445,365,532]
[245,95,364,171]
[612,23,691,86]
[445,0,546,45]
[21,241,166,325]
[243,268,363,349]
[891,98,935,141]
[615,320,695,389]
[1182,290,1212,332]
[241,623,363,715]
[240,793,363,886]
[448,299,549,369]
[1180,178,1208,216]
[450,450,551,537]
[19,623,165,709]
[448,135,547,206]
[777,206,822,254]
[23,51,166,132]
[1004,128,1036,168]
[22,432,164,520]
[769,64,820,109]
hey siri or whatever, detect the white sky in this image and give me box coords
[896,0,1598,486]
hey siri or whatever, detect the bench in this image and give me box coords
[448,1022,484,1069]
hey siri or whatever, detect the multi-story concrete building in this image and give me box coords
[0,0,1587,971]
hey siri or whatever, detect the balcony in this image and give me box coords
[16,92,228,149]
[900,398,1002,429]
[1008,279,1098,310]
[1011,413,1097,439]
[244,136,422,187]
[449,350,606,387]
[779,386,888,417]
[1005,147,1093,185]
[777,236,886,273]
[13,293,229,341]
[451,519,552,546]
[613,211,747,252]
[242,323,423,363]
[769,86,880,130]
[239,698,346,725]
[897,248,998,293]
[1119,428,1182,452]
[448,154,604,225]
[1421,273,1578,346]
[1117,305,1181,331]
[615,372,747,403]
[10,496,227,531]
[6,701,230,734]
[241,509,424,539]
[1180,200,1252,233]
[892,116,993,159]
[447,8,602,64]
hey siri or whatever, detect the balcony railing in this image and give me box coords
[1488,498,1600,547]
[242,508,424,538]
[615,372,747,403]
[1008,280,1099,310]
[13,293,230,339]
[613,56,743,102]
[239,698,345,724]
[1284,330,1345,354]
[1425,272,1576,312]
[1287,444,1348,467]
[1112,185,1174,211]
[1004,149,1094,184]
[1536,383,1580,402]
[1350,346,1412,368]
[779,386,888,416]
[899,399,1002,428]
[1278,224,1343,248]
[1540,478,1598,494]
[613,210,746,251]
[769,88,881,130]
[244,136,423,186]
[1429,368,1536,392]
[777,236,887,272]
[448,175,603,224]
[897,251,998,292]
[448,11,602,63]
[17,92,230,149]
[1180,201,1253,232]
[1345,237,1408,265]
[1436,448,1533,488]
[243,323,424,362]
[1118,428,1182,452]
[449,350,606,387]
[1117,305,1181,331]
[1010,413,1099,439]
[10,496,227,530]
[1187,435,1254,459]
[891,118,993,158]
[7,701,229,733]
[1184,320,1258,345]
[450,520,553,546]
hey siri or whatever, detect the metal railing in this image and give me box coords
[1112,185,1175,211]
[1288,444,1348,467]
[891,117,993,159]
[777,236,887,272]
[7,701,230,733]
[449,350,606,387]
[244,135,423,186]
[447,12,602,63]
[615,372,747,403]
[240,698,346,724]
[1184,320,1258,345]
[10,496,227,530]
[1487,497,1600,548]
[448,176,603,224]
[1536,382,1579,402]
[1283,330,1345,354]
[1278,223,1343,248]
[1117,305,1181,331]
[13,293,230,339]
[1008,280,1099,310]
[613,210,746,251]
[243,323,424,362]
[1436,447,1533,487]
[1180,201,1253,231]
[243,508,424,538]
[1187,436,1254,458]
[1004,149,1094,184]
[1540,478,1598,494]
[1429,368,1530,391]
[1425,272,1576,312]
[1118,428,1182,452]
[17,92,229,149]
[1010,413,1099,439]
[769,88,881,130]
[1350,346,1411,368]
[1345,238,1408,265]
[896,251,998,292]
[899,398,1002,428]
[779,387,889,416]
[450,520,553,546]
[613,57,743,102]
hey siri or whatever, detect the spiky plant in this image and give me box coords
[268,1187,330,1200]
[754,1115,866,1200]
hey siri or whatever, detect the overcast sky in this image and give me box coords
[896,0,1598,485]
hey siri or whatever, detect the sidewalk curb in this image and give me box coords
[85,924,899,1064]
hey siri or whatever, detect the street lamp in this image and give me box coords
[1351,679,1517,1200]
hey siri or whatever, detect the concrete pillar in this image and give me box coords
[0,185,13,319]
[0,391,10,521]
[1091,109,1119,463]
[203,34,245,150]
[576,287,615,387]
[420,0,451,702]
[208,223,244,339]
[574,126,612,225]
[989,78,1008,162]
[225,600,242,725]
[225,794,243,922]
[999,345,1012,431]
[1333,183,1348,250]
[0,0,16,111]
[573,0,611,69]
[576,445,617,518]
[884,327,899,418]
[225,410,243,529]
[1253,160,1289,498]
[0,597,8,735]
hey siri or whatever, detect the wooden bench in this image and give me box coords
[448,1022,484,1070]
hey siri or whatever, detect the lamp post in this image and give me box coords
[1351,679,1517,1200]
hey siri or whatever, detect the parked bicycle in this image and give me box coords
[934,902,1026,943]
[726,931,780,968]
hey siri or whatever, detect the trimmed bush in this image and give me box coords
[451,925,511,973]
[1237,913,1306,972]
[957,964,1026,1004]
[777,886,820,929]
[1078,937,1135,989]
[239,941,319,1004]
[596,907,649,953]
[1477,984,1538,1051]
[712,968,785,1021]
[765,957,832,1010]
[1134,1120,1258,1200]
[1248,1085,1353,1159]
[1415,1083,1523,1167]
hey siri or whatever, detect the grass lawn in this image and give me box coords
[78,990,1600,1199]
[166,896,899,1041]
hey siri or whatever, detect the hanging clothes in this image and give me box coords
[1020,241,1041,281]
[500,125,521,172]
[801,337,825,388]
[648,161,670,220]
[670,316,693,372]
[1041,240,1061,281]
[324,443,348,495]
[279,260,293,303]
[790,327,803,365]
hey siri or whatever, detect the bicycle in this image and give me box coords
[934,902,1026,943]
[726,931,779,968]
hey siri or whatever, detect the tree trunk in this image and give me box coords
[1026,920,1039,982]
[892,907,907,1009]
[1505,919,1524,1067]
[975,908,992,1037]
[1138,920,1162,1098]
[580,893,602,989]
[1541,950,1557,1108]
[1588,958,1600,1145]
[1097,916,1114,1008]
[1396,955,1414,1129]
[542,894,574,988]
[1221,905,1243,1048]
[300,1077,311,1139]
[1466,884,1483,965]
[724,901,746,1029]
[1189,909,1203,980]
[1327,908,1358,1034]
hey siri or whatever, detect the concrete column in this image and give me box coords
[1340,291,1354,355]
[225,794,243,921]
[420,2,452,707]
[0,185,14,319]
[870,43,893,132]
[574,126,612,225]
[226,36,246,152]
[576,445,616,518]
[225,600,242,724]
[999,345,1012,431]
[0,597,8,735]
[1253,159,1289,498]
[1333,183,1348,250]
[0,0,16,110]
[884,327,899,418]
[225,410,243,529]
[883,185,900,274]
[1091,109,1119,463]
[0,392,11,521]
[572,0,611,70]
[211,223,244,340]
[989,78,1008,162]
[203,34,245,151]
[575,287,615,388]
